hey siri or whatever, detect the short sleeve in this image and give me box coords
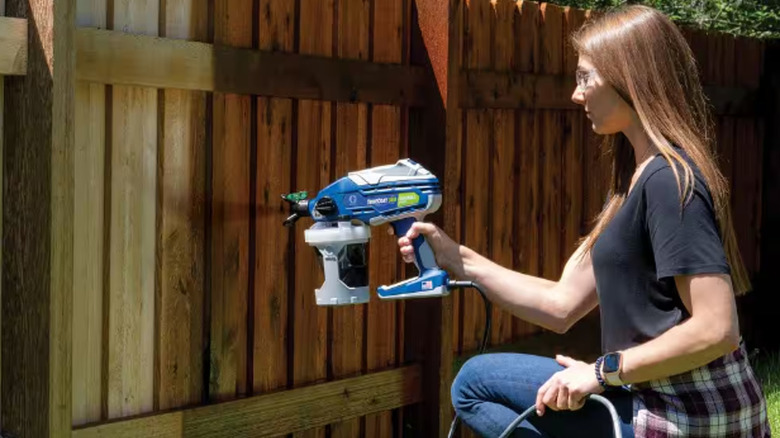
[644,167,730,280]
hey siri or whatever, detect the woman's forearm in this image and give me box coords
[619,316,740,384]
[456,245,568,332]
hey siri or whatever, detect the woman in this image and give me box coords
[395,5,770,437]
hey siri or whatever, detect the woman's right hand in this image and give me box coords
[394,222,465,279]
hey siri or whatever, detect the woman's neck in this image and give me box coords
[623,118,657,167]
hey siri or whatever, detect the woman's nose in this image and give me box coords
[571,87,585,105]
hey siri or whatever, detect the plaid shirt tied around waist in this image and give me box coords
[631,341,771,437]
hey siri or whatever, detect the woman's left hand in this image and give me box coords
[535,354,605,416]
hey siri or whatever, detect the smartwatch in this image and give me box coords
[600,352,624,386]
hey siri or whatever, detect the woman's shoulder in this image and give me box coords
[640,149,713,206]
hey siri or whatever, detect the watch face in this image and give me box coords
[603,353,621,373]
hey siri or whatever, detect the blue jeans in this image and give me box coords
[451,353,635,438]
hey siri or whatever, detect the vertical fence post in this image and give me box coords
[1,0,75,436]
[404,0,461,436]
[756,41,780,352]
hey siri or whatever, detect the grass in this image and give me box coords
[753,349,780,435]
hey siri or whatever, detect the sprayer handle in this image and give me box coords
[377,217,449,300]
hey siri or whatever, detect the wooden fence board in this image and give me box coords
[73,365,422,438]
[294,2,334,437]
[539,3,564,285]
[107,0,158,419]
[332,2,370,437]
[366,0,405,435]
[733,37,763,279]
[73,0,106,426]
[461,0,492,355]
[562,7,585,259]
[715,33,735,211]
[490,0,517,346]
[210,0,252,402]
[157,0,208,411]
[2,0,75,434]
[366,106,402,438]
[254,0,295,398]
[513,0,541,339]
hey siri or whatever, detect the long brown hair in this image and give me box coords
[572,5,750,295]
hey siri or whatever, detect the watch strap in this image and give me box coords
[594,356,608,389]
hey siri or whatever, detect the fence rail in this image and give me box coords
[0,16,25,75]
[72,365,422,438]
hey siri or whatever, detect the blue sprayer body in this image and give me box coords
[283,159,449,304]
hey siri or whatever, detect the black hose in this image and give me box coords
[446,280,492,438]
[496,394,622,438]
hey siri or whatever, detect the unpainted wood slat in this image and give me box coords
[107,0,158,419]
[294,2,333,437]
[157,0,208,412]
[254,0,295,398]
[210,0,252,402]
[365,0,404,435]
[513,0,541,339]
[73,0,107,426]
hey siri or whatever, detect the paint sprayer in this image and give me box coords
[282,158,622,438]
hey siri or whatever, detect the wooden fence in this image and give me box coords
[0,1,773,437]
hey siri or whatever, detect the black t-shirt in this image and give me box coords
[591,149,731,353]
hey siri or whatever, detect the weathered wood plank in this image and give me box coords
[254,0,294,398]
[365,0,404,434]
[72,365,422,438]
[0,16,26,75]
[210,0,252,402]
[294,2,333,437]
[157,0,208,411]
[1,0,75,435]
[73,1,106,425]
[75,28,427,106]
[107,0,158,420]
